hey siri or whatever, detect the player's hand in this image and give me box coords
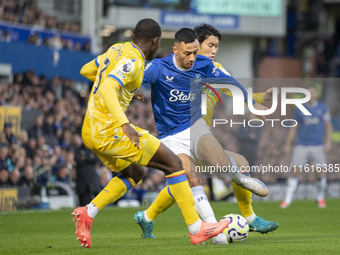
[252,103,267,121]
[121,123,142,150]
[263,88,274,101]
[134,93,144,102]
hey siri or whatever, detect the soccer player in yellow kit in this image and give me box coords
[135,24,278,243]
[72,19,229,248]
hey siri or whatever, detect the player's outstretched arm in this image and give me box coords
[80,59,98,82]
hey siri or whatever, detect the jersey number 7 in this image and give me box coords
[93,57,111,94]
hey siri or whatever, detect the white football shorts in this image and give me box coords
[291,145,326,166]
[160,118,212,159]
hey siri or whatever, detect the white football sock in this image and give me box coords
[192,185,217,223]
[284,177,298,204]
[144,210,153,222]
[86,202,99,218]
[316,177,327,201]
[188,219,202,235]
[245,213,256,224]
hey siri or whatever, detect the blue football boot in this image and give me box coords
[134,211,156,238]
[248,216,279,234]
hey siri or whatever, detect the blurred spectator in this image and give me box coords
[1,30,11,42]
[4,122,17,145]
[0,168,9,186]
[17,129,28,146]
[50,35,62,50]
[24,137,37,159]
[7,168,20,185]
[73,42,82,52]
[75,140,101,206]
[82,41,91,52]
[0,145,14,171]
[18,164,35,189]
[27,33,41,46]
[42,113,58,147]
[55,163,70,184]
[28,115,44,139]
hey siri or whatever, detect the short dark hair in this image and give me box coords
[133,18,161,41]
[193,24,221,44]
[174,28,197,44]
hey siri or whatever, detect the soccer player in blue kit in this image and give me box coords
[281,86,332,208]
[75,19,230,247]
[135,28,270,244]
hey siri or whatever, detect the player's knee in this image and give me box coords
[167,155,183,174]
[188,177,202,187]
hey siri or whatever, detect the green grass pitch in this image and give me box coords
[1,199,340,255]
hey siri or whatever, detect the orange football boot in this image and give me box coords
[72,206,93,248]
[189,219,230,245]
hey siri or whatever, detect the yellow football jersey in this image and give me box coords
[82,42,146,137]
[203,61,265,127]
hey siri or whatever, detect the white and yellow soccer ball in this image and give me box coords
[221,213,249,243]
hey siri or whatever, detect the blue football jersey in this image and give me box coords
[294,101,331,145]
[143,54,251,138]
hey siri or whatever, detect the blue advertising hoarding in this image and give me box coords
[160,11,238,30]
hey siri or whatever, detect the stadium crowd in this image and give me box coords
[0,0,80,33]
[0,70,160,206]
[0,0,91,52]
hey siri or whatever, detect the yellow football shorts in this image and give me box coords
[82,124,161,172]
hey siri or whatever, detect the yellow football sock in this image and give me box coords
[92,174,135,211]
[232,182,254,218]
[146,186,175,221]
[166,170,200,225]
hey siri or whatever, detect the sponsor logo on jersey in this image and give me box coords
[169,89,196,102]
[166,75,174,82]
[304,117,320,125]
[112,70,125,79]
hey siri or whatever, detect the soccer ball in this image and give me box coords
[221,213,249,243]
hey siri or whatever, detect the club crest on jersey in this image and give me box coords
[194,74,201,83]
[166,75,174,82]
[122,62,132,73]
[212,66,220,76]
